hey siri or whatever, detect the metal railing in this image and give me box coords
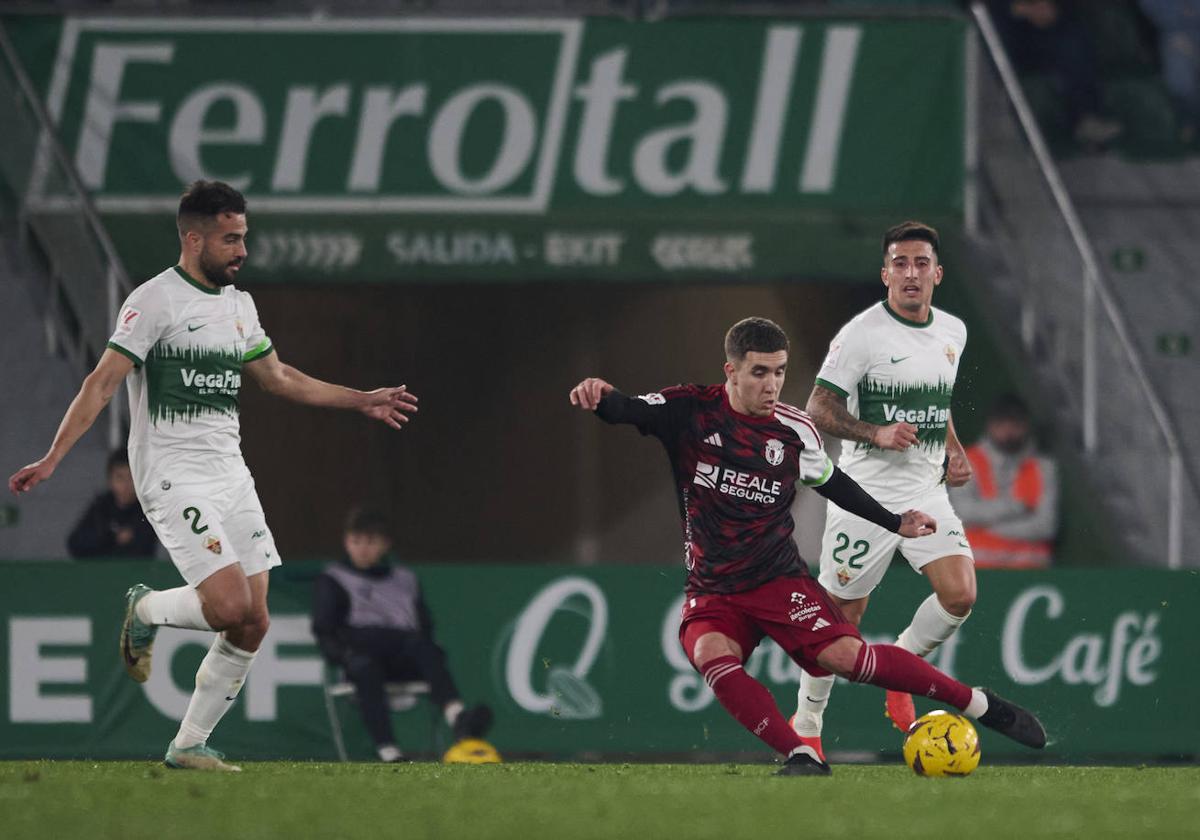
[0,20,132,447]
[970,2,1189,568]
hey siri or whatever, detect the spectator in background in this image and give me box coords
[312,508,494,763]
[988,0,1124,147]
[67,447,157,559]
[950,394,1058,569]
[1138,0,1200,144]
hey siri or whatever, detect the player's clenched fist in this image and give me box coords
[569,377,613,411]
[898,510,937,538]
[872,422,920,451]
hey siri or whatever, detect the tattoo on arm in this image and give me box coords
[806,385,876,445]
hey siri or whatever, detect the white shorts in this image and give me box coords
[817,485,972,601]
[139,470,282,587]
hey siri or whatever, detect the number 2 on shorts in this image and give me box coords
[832,531,869,569]
[182,506,209,535]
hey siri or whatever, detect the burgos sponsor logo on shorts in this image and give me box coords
[181,368,241,396]
[693,462,782,504]
[788,591,822,624]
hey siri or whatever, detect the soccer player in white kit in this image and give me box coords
[788,221,977,762]
[8,181,418,771]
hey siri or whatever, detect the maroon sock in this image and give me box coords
[700,655,805,757]
[850,644,972,710]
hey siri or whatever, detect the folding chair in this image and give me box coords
[322,670,442,761]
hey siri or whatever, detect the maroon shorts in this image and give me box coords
[678,575,860,677]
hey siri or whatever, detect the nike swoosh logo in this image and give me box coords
[225,696,237,702]
[890,356,910,364]
[958,542,970,548]
[805,696,824,703]
[187,323,206,332]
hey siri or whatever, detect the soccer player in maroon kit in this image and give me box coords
[569,317,1045,775]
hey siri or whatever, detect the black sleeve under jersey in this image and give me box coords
[594,387,694,441]
[813,467,903,533]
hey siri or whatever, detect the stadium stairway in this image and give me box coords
[1057,155,1200,506]
[0,226,110,558]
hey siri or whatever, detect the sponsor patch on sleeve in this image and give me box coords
[114,306,141,337]
[822,340,843,369]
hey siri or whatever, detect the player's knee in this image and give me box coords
[690,632,743,670]
[206,596,251,631]
[815,636,862,679]
[938,586,975,617]
[235,608,269,648]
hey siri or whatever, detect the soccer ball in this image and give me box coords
[902,711,981,777]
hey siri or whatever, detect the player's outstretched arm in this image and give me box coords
[812,467,936,537]
[806,384,918,451]
[568,377,614,411]
[244,350,418,431]
[8,349,133,495]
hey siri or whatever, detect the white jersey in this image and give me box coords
[815,301,966,504]
[107,266,273,496]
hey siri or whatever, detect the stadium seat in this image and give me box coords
[1104,76,1184,157]
[321,670,441,761]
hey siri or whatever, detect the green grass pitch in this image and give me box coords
[3,761,1197,839]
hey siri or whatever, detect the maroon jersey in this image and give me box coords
[597,384,833,595]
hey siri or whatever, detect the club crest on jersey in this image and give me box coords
[836,567,852,587]
[764,439,785,467]
[204,536,223,555]
[944,344,957,366]
[236,318,245,339]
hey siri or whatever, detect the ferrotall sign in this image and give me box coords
[12,15,969,281]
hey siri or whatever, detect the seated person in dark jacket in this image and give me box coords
[312,508,492,762]
[67,447,157,559]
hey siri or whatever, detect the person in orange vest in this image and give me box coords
[950,394,1058,569]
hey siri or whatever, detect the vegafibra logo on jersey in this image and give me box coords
[497,576,608,720]
[180,368,241,394]
[35,17,875,213]
[881,404,951,426]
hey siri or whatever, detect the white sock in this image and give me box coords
[173,636,255,749]
[963,688,988,719]
[377,744,403,763]
[136,586,213,631]
[443,699,464,727]
[896,594,969,658]
[792,671,836,737]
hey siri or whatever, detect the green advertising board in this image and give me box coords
[6,14,967,282]
[1,561,1195,762]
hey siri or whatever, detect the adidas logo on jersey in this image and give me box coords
[703,433,723,447]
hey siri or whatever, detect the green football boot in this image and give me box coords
[119,584,158,683]
[164,741,242,772]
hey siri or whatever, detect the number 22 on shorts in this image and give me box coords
[182,506,209,534]
[831,531,869,569]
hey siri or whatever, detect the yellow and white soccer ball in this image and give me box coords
[902,711,981,777]
[442,738,502,765]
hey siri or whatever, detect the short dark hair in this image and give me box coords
[106,447,129,474]
[988,393,1030,422]
[724,317,789,362]
[177,180,246,238]
[343,507,391,539]
[882,220,940,262]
